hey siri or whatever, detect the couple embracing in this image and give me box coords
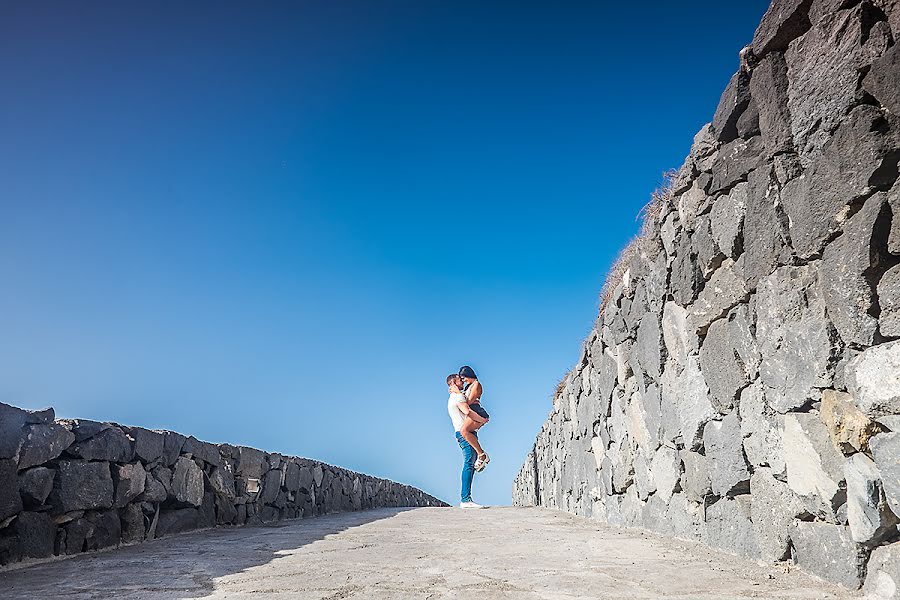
[446,365,490,509]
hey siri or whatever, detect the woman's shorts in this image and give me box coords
[469,403,490,420]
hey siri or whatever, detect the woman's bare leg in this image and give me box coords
[460,418,486,456]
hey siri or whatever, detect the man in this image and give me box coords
[447,373,485,509]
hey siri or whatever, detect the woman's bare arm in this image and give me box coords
[465,381,483,403]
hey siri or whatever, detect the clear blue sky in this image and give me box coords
[0,1,768,505]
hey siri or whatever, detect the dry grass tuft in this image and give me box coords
[598,169,677,314]
[554,374,567,399]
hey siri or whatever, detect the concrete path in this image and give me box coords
[0,507,852,599]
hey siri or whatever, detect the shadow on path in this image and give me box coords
[0,507,417,600]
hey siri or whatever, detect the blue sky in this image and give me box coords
[0,1,768,506]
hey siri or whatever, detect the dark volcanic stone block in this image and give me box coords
[86,510,121,550]
[18,466,54,507]
[127,427,164,464]
[155,508,199,537]
[712,71,752,143]
[1,403,54,463]
[52,460,114,512]
[68,427,133,463]
[752,0,813,56]
[112,462,146,508]
[14,511,55,559]
[749,51,793,155]
[120,503,145,544]
[864,43,900,116]
[821,193,891,346]
[0,458,23,520]
[18,423,75,469]
[162,431,186,466]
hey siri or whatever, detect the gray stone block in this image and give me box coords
[686,259,749,338]
[821,193,890,346]
[692,215,724,278]
[660,357,716,450]
[665,493,703,541]
[52,460,114,513]
[784,413,846,521]
[710,182,746,260]
[680,450,712,503]
[633,314,664,381]
[651,445,680,503]
[739,383,786,475]
[700,318,748,412]
[789,521,867,589]
[704,496,760,560]
[847,341,900,419]
[879,264,900,338]
[756,264,841,412]
[871,433,900,520]
[112,463,146,508]
[845,452,898,543]
[742,166,791,290]
[171,456,203,507]
[670,235,704,307]
[865,542,900,600]
[750,468,806,562]
[704,412,750,497]
[709,136,766,194]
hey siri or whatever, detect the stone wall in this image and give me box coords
[0,402,444,567]
[514,0,900,593]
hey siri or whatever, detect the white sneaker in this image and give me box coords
[459,501,484,509]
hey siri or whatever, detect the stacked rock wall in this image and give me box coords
[0,402,444,567]
[514,0,900,592]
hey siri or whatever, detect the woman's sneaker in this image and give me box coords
[459,501,484,509]
[474,453,490,472]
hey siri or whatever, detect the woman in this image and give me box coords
[457,365,490,471]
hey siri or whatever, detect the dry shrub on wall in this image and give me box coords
[598,169,677,312]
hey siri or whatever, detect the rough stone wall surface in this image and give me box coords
[515,0,900,593]
[0,402,444,567]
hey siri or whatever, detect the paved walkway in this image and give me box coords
[0,507,852,599]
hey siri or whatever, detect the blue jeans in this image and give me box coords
[456,431,476,503]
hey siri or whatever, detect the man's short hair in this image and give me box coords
[447,374,461,385]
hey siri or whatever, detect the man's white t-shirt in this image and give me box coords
[448,392,466,432]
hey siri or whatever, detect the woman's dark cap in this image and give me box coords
[459,365,477,379]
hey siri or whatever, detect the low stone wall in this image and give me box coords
[0,402,444,566]
[515,0,900,593]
